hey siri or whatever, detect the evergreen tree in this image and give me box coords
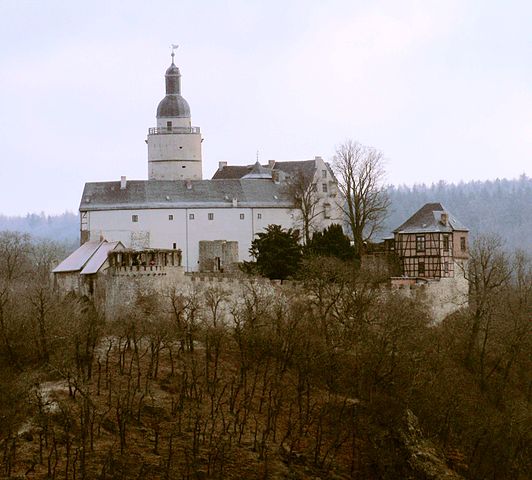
[248,224,302,280]
[306,224,355,261]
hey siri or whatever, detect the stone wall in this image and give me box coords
[391,268,469,323]
[198,240,239,272]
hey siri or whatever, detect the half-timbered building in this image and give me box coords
[393,203,469,279]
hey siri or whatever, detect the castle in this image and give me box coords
[53,53,469,322]
[77,53,342,272]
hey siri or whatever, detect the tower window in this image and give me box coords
[168,214,174,221]
[166,121,172,132]
[208,213,214,220]
[460,237,467,251]
[173,243,177,249]
[240,213,245,220]
[132,215,138,223]
[257,213,262,219]
[189,213,195,220]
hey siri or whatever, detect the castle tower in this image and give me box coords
[147,52,202,180]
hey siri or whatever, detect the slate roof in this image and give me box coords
[212,166,253,179]
[52,241,104,273]
[80,179,294,211]
[157,94,190,118]
[53,240,124,274]
[243,161,273,179]
[212,159,317,180]
[80,241,123,275]
[393,203,468,234]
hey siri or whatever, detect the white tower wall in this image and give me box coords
[148,55,203,181]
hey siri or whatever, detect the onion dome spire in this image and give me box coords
[156,48,190,118]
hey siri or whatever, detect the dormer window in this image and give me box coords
[166,121,172,132]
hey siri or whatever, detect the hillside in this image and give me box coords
[0,234,529,479]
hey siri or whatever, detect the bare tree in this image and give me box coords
[283,168,322,245]
[333,140,390,257]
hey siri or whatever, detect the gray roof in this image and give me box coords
[80,179,294,211]
[393,203,468,234]
[52,240,104,273]
[243,161,273,179]
[81,241,123,275]
[53,240,124,274]
[157,94,190,118]
[212,159,317,180]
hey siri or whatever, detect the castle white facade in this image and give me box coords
[79,55,343,272]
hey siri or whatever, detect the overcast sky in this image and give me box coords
[0,0,530,215]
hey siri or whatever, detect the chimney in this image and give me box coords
[440,212,448,226]
[120,176,127,190]
[218,161,227,170]
[268,160,275,169]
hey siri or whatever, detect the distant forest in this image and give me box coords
[0,176,530,252]
[382,175,531,253]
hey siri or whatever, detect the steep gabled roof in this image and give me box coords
[393,203,468,234]
[80,241,124,275]
[53,240,125,274]
[52,240,104,273]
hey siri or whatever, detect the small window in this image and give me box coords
[418,261,425,276]
[168,214,174,221]
[443,234,449,252]
[257,213,262,219]
[172,242,177,249]
[322,183,328,193]
[240,213,245,220]
[416,235,425,252]
[460,237,467,252]
[322,169,327,178]
[166,121,172,132]
[208,213,214,220]
[132,214,138,223]
[323,203,331,219]
[189,213,195,220]
[444,261,449,274]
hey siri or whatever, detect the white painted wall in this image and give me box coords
[148,160,202,180]
[148,132,201,162]
[83,206,295,272]
[147,130,202,180]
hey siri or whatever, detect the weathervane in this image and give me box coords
[170,44,179,62]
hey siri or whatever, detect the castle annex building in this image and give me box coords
[79,55,342,272]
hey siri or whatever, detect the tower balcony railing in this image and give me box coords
[148,126,201,135]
